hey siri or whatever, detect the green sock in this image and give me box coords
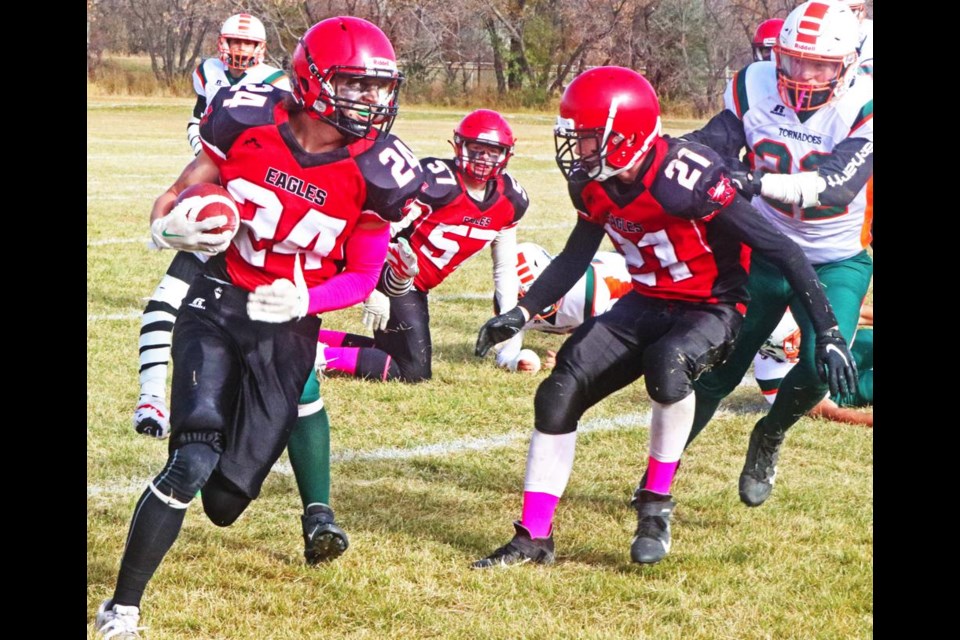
[288,374,331,510]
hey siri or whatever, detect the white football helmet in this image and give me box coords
[218,14,267,70]
[515,242,559,320]
[516,243,553,293]
[759,309,802,364]
[775,1,860,112]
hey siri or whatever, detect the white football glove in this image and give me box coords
[247,255,310,323]
[150,198,230,254]
[187,117,203,156]
[759,171,825,208]
[387,237,419,280]
[361,289,391,331]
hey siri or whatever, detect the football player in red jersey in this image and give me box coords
[94,17,424,638]
[316,109,528,382]
[470,66,856,568]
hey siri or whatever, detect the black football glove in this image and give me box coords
[475,307,527,357]
[727,170,762,199]
[814,328,859,399]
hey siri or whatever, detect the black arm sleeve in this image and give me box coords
[518,217,607,316]
[711,194,838,333]
[815,137,873,208]
[192,94,207,119]
[680,110,748,166]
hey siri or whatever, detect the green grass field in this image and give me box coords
[87,95,872,639]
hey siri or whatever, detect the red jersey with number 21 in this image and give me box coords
[570,137,750,306]
[199,83,424,292]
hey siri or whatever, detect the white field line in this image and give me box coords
[88,311,142,321]
[88,237,150,246]
[86,400,766,501]
[88,410,652,499]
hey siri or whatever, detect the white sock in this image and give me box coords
[523,429,578,496]
[649,395,696,463]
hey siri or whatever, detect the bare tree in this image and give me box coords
[119,0,224,86]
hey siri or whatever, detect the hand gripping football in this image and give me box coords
[175,183,240,237]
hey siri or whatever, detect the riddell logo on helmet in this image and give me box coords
[366,57,397,71]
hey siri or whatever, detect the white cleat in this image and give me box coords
[95,600,144,639]
[133,394,170,439]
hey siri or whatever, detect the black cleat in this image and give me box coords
[302,504,349,564]
[739,420,785,507]
[471,521,555,569]
[630,489,676,564]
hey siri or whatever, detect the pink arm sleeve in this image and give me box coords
[305,218,390,315]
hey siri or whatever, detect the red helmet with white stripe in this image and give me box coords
[218,14,267,70]
[752,18,784,62]
[774,1,860,112]
[844,1,867,22]
[555,66,662,183]
[290,17,403,139]
[452,110,516,182]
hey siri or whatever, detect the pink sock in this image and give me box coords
[520,491,559,538]
[318,329,348,348]
[323,347,360,375]
[644,457,680,495]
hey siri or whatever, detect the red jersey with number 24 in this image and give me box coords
[199,83,424,292]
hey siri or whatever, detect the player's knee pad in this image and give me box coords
[171,396,230,434]
[533,369,585,435]
[646,334,736,404]
[642,345,695,405]
[200,471,253,527]
[153,442,220,503]
[644,367,693,405]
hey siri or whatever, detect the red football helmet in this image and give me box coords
[752,18,784,62]
[218,14,267,70]
[290,17,403,139]
[844,1,867,21]
[452,109,516,182]
[554,66,661,183]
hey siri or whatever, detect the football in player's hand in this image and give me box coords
[176,183,240,237]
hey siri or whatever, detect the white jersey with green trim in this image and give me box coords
[753,353,795,405]
[192,58,291,104]
[495,252,632,367]
[526,251,631,335]
[724,62,874,264]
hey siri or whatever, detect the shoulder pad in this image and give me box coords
[199,84,283,156]
[499,171,529,220]
[356,134,426,222]
[650,140,731,220]
[415,157,462,208]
